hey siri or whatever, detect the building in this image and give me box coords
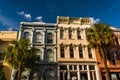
[0,31,18,80]
[56,16,100,80]
[96,28,120,80]
[11,22,57,80]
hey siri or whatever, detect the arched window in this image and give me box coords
[35,32,42,43]
[47,49,54,62]
[47,33,53,43]
[36,49,42,62]
[24,32,31,40]
[44,70,55,80]
[29,70,41,80]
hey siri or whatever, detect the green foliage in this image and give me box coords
[5,39,37,80]
[86,23,114,49]
[5,39,36,69]
[0,62,6,80]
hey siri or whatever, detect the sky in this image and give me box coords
[0,0,120,30]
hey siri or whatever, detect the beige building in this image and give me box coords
[56,16,100,80]
[0,31,18,80]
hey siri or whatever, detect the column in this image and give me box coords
[87,65,91,80]
[67,65,70,80]
[77,65,80,80]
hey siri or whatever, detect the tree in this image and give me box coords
[86,23,114,80]
[0,62,6,80]
[5,39,36,80]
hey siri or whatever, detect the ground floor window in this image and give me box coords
[44,70,55,80]
[110,73,120,80]
[59,64,97,80]
[80,72,88,80]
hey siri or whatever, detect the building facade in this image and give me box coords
[0,31,18,80]
[56,16,100,80]
[11,22,57,80]
[96,29,120,80]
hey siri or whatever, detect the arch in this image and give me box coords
[43,69,55,80]
[29,69,41,80]
[35,32,42,43]
[36,49,42,61]
[24,32,31,40]
[47,49,54,62]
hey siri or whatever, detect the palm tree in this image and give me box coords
[5,39,36,80]
[86,23,114,80]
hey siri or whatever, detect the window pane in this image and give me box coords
[60,29,64,39]
[80,72,88,80]
[60,46,65,58]
[70,46,74,58]
[35,32,42,42]
[77,30,81,39]
[88,48,93,58]
[79,46,83,58]
[69,30,72,39]
[24,32,30,40]
[47,49,53,62]
[47,33,53,43]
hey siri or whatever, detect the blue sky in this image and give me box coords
[0,0,120,30]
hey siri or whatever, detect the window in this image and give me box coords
[60,29,64,39]
[24,32,30,40]
[111,52,116,65]
[70,46,74,58]
[74,65,77,70]
[69,65,72,70]
[69,29,72,39]
[60,45,65,58]
[47,49,54,62]
[79,46,83,58]
[77,30,81,39]
[47,33,53,43]
[36,49,42,62]
[89,65,95,70]
[80,72,88,80]
[88,48,93,58]
[44,70,55,80]
[90,72,96,80]
[35,32,42,43]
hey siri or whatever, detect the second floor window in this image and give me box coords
[60,46,65,58]
[35,32,42,43]
[60,29,64,39]
[47,49,54,62]
[79,46,83,58]
[88,48,93,58]
[69,29,72,39]
[36,49,42,62]
[70,46,74,58]
[47,33,53,43]
[24,32,31,40]
[77,30,81,39]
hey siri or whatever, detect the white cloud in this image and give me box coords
[18,11,24,15]
[0,12,19,30]
[24,14,31,20]
[18,11,32,20]
[35,16,43,22]
[91,18,100,25]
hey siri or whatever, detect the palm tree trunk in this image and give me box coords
[101,47,110,80]
[18,64,22,80]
